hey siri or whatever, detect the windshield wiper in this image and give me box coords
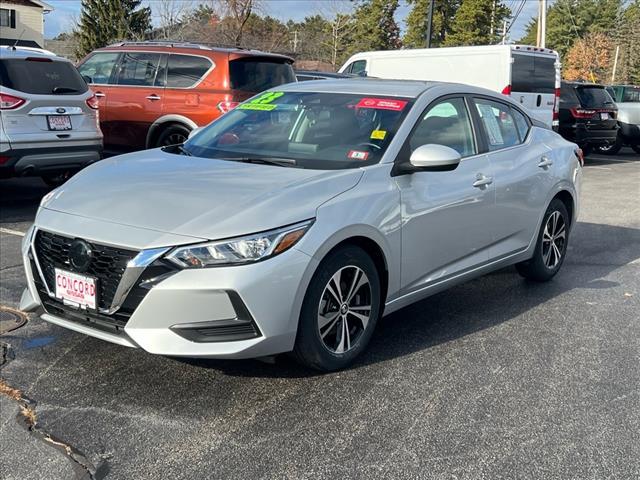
[52,86,80,94]
[177,145,192,156]
[220,157,297,167]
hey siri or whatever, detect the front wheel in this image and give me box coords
[292,246,381,371]
[516,199,570,282]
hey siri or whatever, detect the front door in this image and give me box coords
[107,52,165,151]
[396,97,496,295]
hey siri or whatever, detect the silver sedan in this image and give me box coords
[20,79,582,371]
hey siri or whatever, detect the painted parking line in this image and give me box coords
[0,227,25,237]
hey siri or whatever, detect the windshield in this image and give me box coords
[182,91,413,169]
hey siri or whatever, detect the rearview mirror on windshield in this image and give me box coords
[409,144,461,171]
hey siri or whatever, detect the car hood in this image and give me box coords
[43,149,363,240]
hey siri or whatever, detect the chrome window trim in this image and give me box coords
[28,106,84,116]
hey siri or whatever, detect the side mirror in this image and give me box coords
[188,127,203,139]
[357,70,368,77]
[409,144,461,171]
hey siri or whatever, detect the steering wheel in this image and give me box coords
[356,142,382,150]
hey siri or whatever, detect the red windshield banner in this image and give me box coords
[356,98,408,111]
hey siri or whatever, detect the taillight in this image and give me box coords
[575,148,584,166]
[86,94,99,110]
[570,108,596,119]
[0,93,26,110]
[501,85,511,95]
[217,101,240,114]
[25,57,52,62]
[0,155,10,165]
[553,87,560,123]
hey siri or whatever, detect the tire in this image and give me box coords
[292,245,381,372]
[595,133,623,155]
[155,124,191,148]
[41,171,73,187]
[581,145,593,157]
[516,198,570,282]
[631,144,640,155]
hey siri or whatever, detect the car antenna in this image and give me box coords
[11,30,26,50]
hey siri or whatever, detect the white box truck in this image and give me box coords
[339,45,561,128]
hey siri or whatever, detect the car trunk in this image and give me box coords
[0,56,98,145]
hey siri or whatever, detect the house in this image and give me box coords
[0,0,53,49]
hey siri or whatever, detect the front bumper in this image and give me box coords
[21,223,318,359]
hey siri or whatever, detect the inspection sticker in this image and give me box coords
[348,150,369,160]
[357,98,407,111]
[370,129,387,140]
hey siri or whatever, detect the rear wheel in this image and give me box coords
[595,133,623,155]
[581,145,593,157]
[516,198,570,282]
[631,144,640,155]
[156,124,191,148]
[293,246,381,372]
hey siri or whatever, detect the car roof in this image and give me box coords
[0,45,63,60]
[98,41,293,62]
[278,78,506,99]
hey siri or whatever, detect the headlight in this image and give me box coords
[166,220,313,268]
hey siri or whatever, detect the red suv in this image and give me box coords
[77,42,295,152]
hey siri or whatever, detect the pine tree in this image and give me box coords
[349,0,401,54]
[75,0,151,58]
[403,0,460,48]
[444,0,510,46]
[614,0,640,83]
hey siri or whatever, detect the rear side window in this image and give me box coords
[512,55,556,94]
[0,58,88,95]
[115,52,163,86]
[511,108,530,141]
[560,84,579,105]
[575,87,614,108]
[622,87,640,102]
[229,58,295,92]
[474,98,522,151]
[166,54,211,88]
[77,52,120,84]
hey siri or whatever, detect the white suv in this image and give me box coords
[0,46,103,186]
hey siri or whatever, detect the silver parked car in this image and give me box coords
[20,80,582,371]
[0,46,102,186]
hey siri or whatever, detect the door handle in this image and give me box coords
[473,174,493,188]
[94,92,105,98]
[146,94,161,101]
[538,156,553,168]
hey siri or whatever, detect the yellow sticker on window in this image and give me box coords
[371,130,387,140]
[238,103,277,111]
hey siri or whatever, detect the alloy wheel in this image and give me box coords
[317,266,372,354]
[542,210,566,269]
[162,132,187,146]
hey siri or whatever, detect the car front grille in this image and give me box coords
[34,230,138,311]
[31,230,176,332]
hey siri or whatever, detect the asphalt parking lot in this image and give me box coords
[1,149,639,480]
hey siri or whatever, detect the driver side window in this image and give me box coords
[408,97,477,157]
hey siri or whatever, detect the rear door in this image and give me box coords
[161,53,215,127]
[511,53,557,127]
[107,51,165,151]
[0,56,98,147]
[471,96,553,258]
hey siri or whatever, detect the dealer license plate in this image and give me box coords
[54,268,97,310]
[47,115,72,131]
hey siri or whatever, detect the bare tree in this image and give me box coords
[316,1,356,69]
[156,0,194,40]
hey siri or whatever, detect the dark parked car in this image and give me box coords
[294,70,351,82]
[558,81,618,154]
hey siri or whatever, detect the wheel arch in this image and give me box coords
[145,115,198,149]
[553,189,575,228]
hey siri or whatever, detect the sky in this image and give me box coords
[43,0,543,43]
